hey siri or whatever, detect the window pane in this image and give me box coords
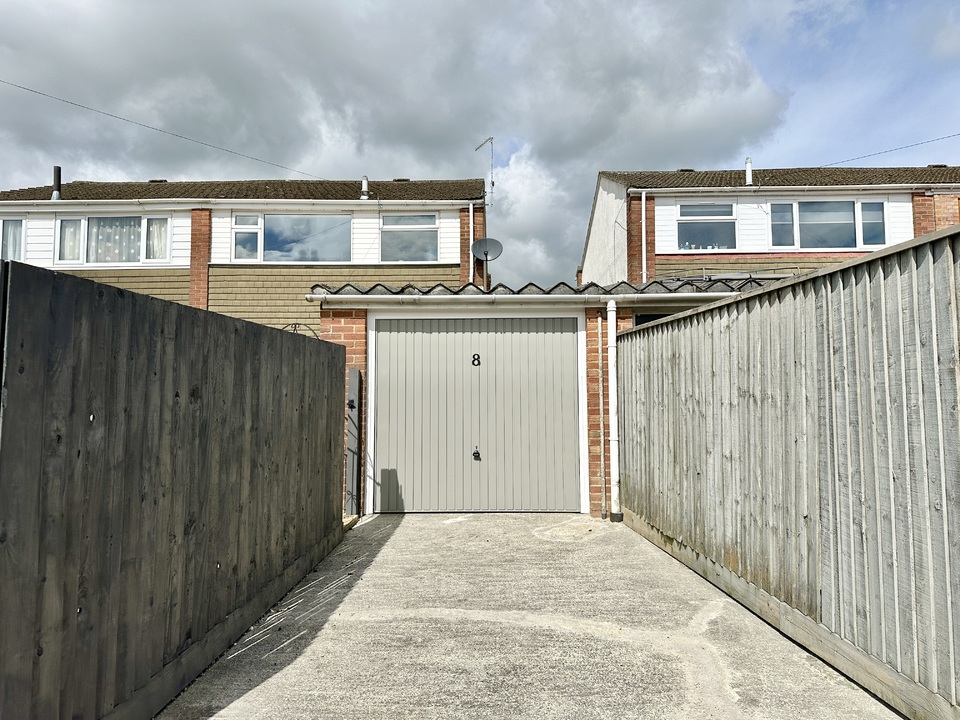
[234,231,259,260]
[678,222,736,250]
[679,204,733,218]
[862,202,885,245]
[87,216,141,262]
[235,215,259,226]
[382,215,436,226]
[59,219,82,261]
[263,215,351,262]
[145,218,168,259]
[1,219,23,260]
[381,229,439,261]
[798,202,855,248]
[771,204,794,247]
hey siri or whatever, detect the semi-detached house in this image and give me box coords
[579,164,960,286]
[0,171,759,519]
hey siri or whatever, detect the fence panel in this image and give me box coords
[0,262,345,720]
[618,227,960,720]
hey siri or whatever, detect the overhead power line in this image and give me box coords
[823,131,960,166]
[0,77,325,179]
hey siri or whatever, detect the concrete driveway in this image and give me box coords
[156,514,902,719]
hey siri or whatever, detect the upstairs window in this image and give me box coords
[769,200,885,249]
[56,216,169,264]
[233,214,351,262]
[381,214,439,261]
[1,219,23,261]
[677,204,736,250]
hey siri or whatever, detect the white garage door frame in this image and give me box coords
[364,307,590,514]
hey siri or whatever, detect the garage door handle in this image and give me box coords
[473,448,481,461]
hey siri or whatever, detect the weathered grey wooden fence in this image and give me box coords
[618,225,960,720]
[0,262,346,720]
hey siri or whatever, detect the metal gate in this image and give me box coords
[373,317,580,512]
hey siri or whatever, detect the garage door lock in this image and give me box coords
[473,447,482,461]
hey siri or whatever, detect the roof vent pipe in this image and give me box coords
[745,156,753,186]
[51,165,61,200]
[360,175,369,200]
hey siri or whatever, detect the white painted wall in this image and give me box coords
[581,176,627,285]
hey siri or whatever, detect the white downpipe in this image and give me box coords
[606,299,622,521]
[640,190,648,283]
[469,202,475,284]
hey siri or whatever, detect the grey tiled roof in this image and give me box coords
[310,279,770,297]
[0,178,486,202]
[600,166,960,189]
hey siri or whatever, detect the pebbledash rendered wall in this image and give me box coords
[617,224,960,720]
[0,262,346,720]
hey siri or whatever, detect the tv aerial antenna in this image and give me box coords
[475,136,494,206]
[471,237,503,292]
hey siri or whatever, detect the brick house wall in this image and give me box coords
[318,309,369,514]
[626,194,656,284]
[584,306,634,517]
[459,204,487,286]
[909,192,960,235]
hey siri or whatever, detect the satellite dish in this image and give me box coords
[471,237,503,261]
[471,238,503,291]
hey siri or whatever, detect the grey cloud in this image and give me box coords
[2,0,793,283]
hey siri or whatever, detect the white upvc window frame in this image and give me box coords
[766,198,888,251]
[379,212,440,262]
[675,200,738,252]
[54,215,172,265]
[1,217,25,261]
[232,213,263,262]
[231,212,353,263]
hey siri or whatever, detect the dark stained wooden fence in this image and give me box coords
[617,226,960,720]
[0,262,346,720]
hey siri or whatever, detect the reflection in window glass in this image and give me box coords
[263,215,351,262]
[862,202,885,245]
[381,215,438,261]
[771,204,794,247]
[235,215,259,226]
[799,201,855,249]
[234,232,259,260]
[382,214,436,226]
[679,204,733,217]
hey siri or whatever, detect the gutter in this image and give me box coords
[626,183,960,196]
[0,198,482,211]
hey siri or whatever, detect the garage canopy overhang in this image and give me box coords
[304,279,764,312]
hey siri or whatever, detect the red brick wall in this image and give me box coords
[915,192,960,236]
[459,204,487,286]
[626,195,655,284]
[934,194,960,229]
[189,209,211,309]
[913,193,935,237]
[319,308,368,514]
[584,307,634,517]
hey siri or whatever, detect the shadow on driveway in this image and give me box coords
[155,515,402,719]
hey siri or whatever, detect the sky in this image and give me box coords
[1,0,959,288]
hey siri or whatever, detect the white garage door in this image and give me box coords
[373,317,581,512]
